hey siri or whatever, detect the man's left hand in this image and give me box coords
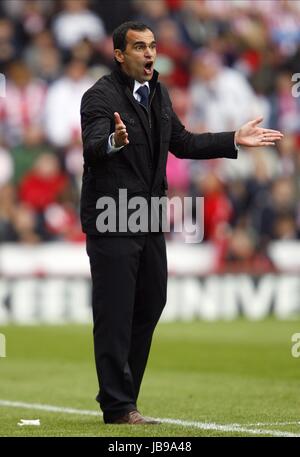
[234,117,283,147]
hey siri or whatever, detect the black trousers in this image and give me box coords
[86,233,167,422]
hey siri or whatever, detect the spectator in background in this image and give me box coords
[195,171,233,242]
[9,202,43,244]
[19,152,68,213]
[69,37,113,78]
[10,125,48,185]
[273,212,299,240]
[217,226,274,273]
[226,179,250,228]
[155,18,191,88]
[224,147,278,240]
[44,58,94,147]
[0,183,43,243]
[266,0,300,57]
[187,48,260,133]
[0,60,47,146]
[0,0,53,25]
[132,0,169,31]
[0,1,54,64]
[251,176,298,243]
[0,18,19,67]
[52,0,106,51]
[24,30,62,83]
[16,0,51,39]
[276,133,300,177]
[91,0,136,34]
[172,0,229,49]
[44,184,84,242]
[243,150,280,246]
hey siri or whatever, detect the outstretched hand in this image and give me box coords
[113,112,129,147]
[234,117,283,147]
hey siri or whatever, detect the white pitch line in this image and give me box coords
[243,421,300,427]
[0,400,101,417]
[155,417,300,437]
[0,400,299,437]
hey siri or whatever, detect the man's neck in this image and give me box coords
[113,65,159,92]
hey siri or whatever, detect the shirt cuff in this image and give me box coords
[107,133,124,154]
[234,139,240,152]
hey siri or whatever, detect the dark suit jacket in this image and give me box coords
[80,66,238,235]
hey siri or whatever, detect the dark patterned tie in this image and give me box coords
[136,85,149,109]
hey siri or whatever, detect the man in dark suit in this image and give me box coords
[80,21,283,425]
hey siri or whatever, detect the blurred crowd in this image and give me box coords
[0,0,300,272]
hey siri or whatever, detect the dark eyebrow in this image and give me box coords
[132,41,156,46]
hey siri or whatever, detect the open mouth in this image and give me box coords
[144,61,153,75]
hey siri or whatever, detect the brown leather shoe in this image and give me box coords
[107,410,160,425]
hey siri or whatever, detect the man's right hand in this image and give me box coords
[113,112,129,147]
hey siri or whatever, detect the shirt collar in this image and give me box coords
[134,80,150,95]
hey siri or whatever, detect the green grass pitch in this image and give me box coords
[0,319,300,437]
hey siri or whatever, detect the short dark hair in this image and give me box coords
[112,21,154,52]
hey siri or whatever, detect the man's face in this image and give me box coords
[115,29,156,83]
